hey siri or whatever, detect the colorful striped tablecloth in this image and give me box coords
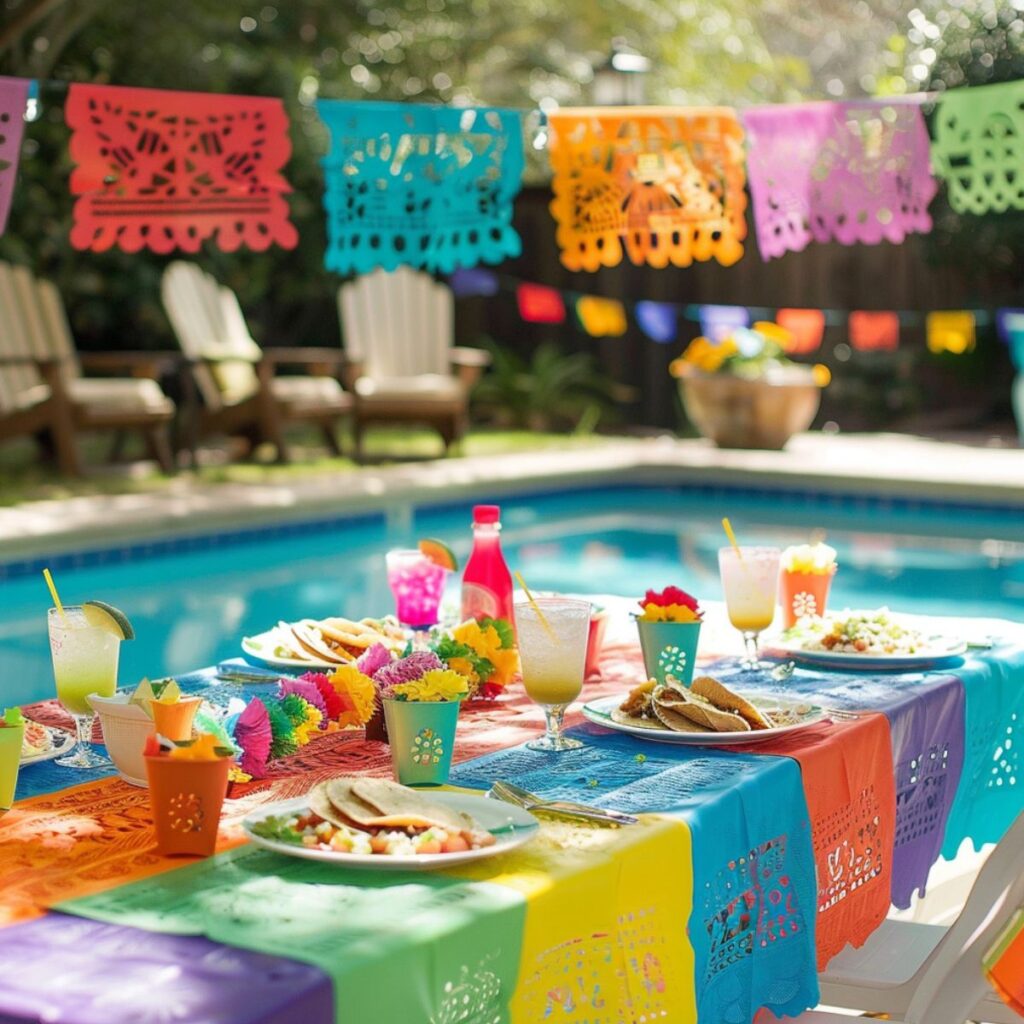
[1,608,1021,1024]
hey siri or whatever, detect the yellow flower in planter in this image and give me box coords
[391,669,470,703]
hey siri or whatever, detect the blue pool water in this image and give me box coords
[2,484,1022,706]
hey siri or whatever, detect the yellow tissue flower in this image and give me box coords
[637,602,701,623]
[328,664,377,727]
[294,703,323,746]
[391,669,469,703]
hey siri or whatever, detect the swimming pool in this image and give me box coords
[2,483,1022,706]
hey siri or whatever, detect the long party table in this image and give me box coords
[1,605,1022,1024]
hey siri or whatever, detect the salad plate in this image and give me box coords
[20,723,74,766]
[244,790,539,871]
[768,609,966,671]
[241,628,335,671]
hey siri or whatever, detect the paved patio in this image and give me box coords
[2,431,1022,561]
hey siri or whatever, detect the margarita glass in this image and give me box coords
[718,547,781,670]
[515,597,590,752]
[48,606,119,768]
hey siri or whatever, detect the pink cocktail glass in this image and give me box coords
[386,549,449,628]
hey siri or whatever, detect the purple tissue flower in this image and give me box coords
[373,651,443,695]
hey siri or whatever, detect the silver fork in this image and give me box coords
[488,780,638,827]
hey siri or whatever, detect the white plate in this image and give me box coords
[243,791,540,871]
[20,726,75,766]
[767,634,967,671]
[241,628,336,671]
[582,694,826,745]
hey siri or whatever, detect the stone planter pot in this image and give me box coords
[679,371,822,450]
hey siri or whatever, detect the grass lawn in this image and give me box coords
[0,427,624,507]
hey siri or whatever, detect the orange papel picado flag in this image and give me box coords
[926,311,976,354]
[775,308,825,354]
[849,310,900,351]
[576,295,628,337]
[548,107,748,272]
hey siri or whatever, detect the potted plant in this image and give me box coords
[670,322,831,450]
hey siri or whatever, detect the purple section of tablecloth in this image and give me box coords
[0,912,334,1024]
[712,660,966,909]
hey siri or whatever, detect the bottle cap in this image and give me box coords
[472,504,501,525]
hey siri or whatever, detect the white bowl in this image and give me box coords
[88,694,153,787]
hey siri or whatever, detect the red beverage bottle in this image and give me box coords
[460,504,515,627]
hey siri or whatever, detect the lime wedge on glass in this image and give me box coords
[82,601,135,640]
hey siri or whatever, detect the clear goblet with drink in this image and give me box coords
[515,597,590,752]
[718,546,781,670]
[48,603,129,769]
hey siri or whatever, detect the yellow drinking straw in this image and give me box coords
[721,517,743,559]
[514,571,560,644]
[42,567,66,618]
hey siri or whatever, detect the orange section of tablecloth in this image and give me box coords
[1,668,638,927]
[735,713,897,968]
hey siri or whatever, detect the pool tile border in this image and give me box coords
[1,481,1020,581]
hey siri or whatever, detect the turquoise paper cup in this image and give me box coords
[383,699,460,786]
[0,723,24,810]
[637,619,702,687]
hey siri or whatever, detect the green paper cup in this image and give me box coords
[0,724,24,810]
[383,699,459,786]
[637,619,702,687]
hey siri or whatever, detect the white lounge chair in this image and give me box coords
[809,811,1024,1024]
[162,261,352,464]
[337,267,490,459]
[0,262,176,475]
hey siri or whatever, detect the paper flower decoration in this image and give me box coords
[390,669,470,703]
[232,698,272,778]
[638,587,703,623]
[278,678,328,725]
[298,672,345,723]
[374,652,444,694]
[328,664,378,727]
[265,699,298,760]
[357,642,394,678]
[432,618,518,699]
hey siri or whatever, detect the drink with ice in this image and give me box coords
[718,546,781,670]
[386,550,449,628]
[48,605,121,769]
[516,597,590,752]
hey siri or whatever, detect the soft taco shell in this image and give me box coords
[346,778,473,832]
[651,698,714,733]
[308,781,362,828]
[691,676,773,730]
[610,706,669,731]
[289,621,352,664]
[653,683,750,733]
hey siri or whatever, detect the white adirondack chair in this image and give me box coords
[806,811,1024,1024]
[0,262,176,474]
[337,267,490,458]
[161,261,352,463]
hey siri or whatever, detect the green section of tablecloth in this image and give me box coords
[59,844,526,1024]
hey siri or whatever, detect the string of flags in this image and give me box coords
[1,73,1024,358]
[450,266,1005,356]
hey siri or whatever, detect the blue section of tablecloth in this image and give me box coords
[451,723,820,1024]
[939,640,1024,857]
[16,665,280,800]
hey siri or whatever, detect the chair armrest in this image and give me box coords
[79,351,182,378]
[0,355,60,367]
[450,346,492,387]
[341,358,364,392]
[259,347,350,368]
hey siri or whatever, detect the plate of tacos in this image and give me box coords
[582,676,826,745]
[244,776,540,870]
[241,616,406,670]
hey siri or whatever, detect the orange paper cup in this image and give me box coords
[778,568,835,629]
[145,755,230,857]
[150,696,202,742]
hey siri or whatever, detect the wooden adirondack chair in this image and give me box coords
[0,262,176,476]
[161,261,352,464]
[337,267,490,458]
